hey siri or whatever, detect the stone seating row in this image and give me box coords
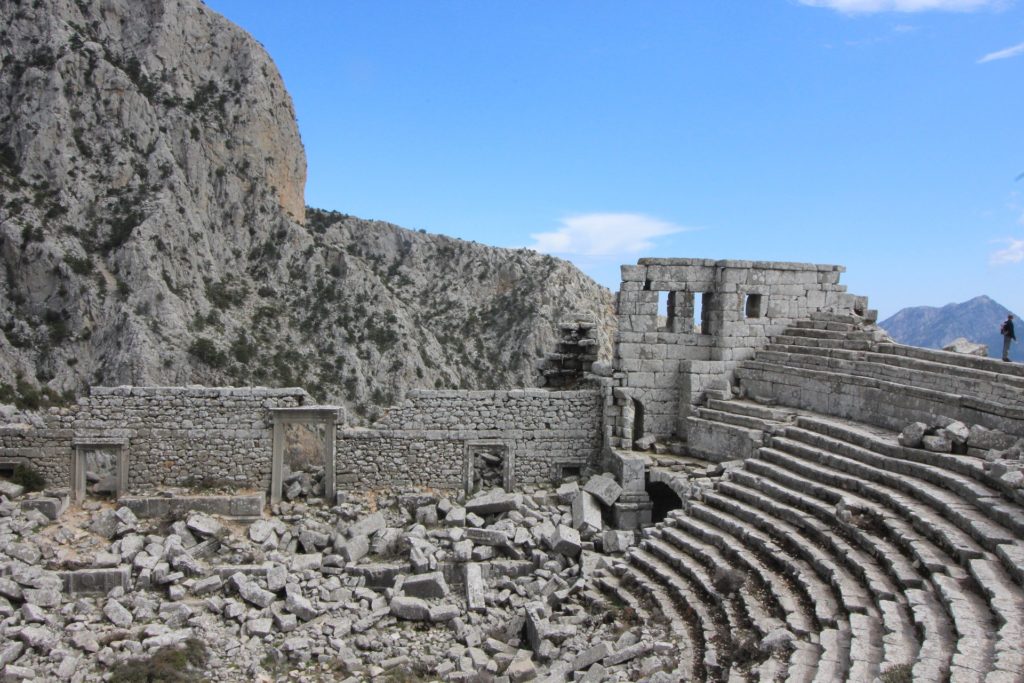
[758,345,1024,409]
[684,403,1024,679]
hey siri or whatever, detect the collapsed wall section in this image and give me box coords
[336,388,603,491]
[610,258,869,446]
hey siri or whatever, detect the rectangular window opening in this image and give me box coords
[745,293,762,319]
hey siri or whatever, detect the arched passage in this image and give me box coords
[646,480,683,524]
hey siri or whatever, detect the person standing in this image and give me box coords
[1001,314,1016,362]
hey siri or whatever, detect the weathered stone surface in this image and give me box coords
[942,421,970,446]
[402,571,449,599]
[0,478,25,497]
[104,599,134,628]
[285,591,317,621]
[549,526,581,557]
[583,475,622,507]
[898,422,928,448]
[347,512,386,538]
[390,596,430,621]
[571,492,602,536]
[232,574,275,608]
[186,513,225,538]
[465,563,486,612]
[465,490,518,516]
[922,434,953,453]
[942,337,987,356]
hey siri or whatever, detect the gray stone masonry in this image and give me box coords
[609,258,869,447]
[337,389,602,491]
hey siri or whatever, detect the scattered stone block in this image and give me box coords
[898,422,927,448]
[601,530,635,554]
[20,497,63,520]
[347,512,385,538]
[942,421,970,446]
[466,490,518,516]
[337,535,369,563]
[390,596,430,621]
[0,480,25,499]
[583,475,622,507]
[104,599,134,628]
[572,492,602,536]
[402,571,449,599]
[465,564,486,612]
[555,481,579,504]
[285,591,317,621]
[186,513,224,538]
[922,434,952,453]
[465,528,508,547]
[428,603,460,622]
[550,526,582,558]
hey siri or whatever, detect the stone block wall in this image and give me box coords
[1,386,310,492]
[610,258,868,445]
[336,389,603,491]
[0,421,72,489]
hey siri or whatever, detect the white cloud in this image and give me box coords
[798,0,999,13]
[991,238,1024,264]
[978,41,1024,63]
[528,213,691,257]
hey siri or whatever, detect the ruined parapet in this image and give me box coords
[538,318,601,389]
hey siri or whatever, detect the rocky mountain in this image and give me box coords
[0,0,614,421]
[878,295,1022,362]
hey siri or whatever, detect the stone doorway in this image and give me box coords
[72,437,128,502]
[463,442,512,495]
[270,407,339,505]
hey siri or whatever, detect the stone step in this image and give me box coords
[750,452,932,592]
[779,327,853,341]
[792,319,862,333]
[966,558,1024,679]
[905,588,955,681]
[769,336,873,351]
[811,627,851,683]
[696,493,846,630]
[875,342,1024,381]
[705,398,797,422]
[656,526,787,640]
[627,547,723,679]
[780,427,1021,557]
[696,406,780,432]
[794,415,1024,518]
[771,434,992,565]
[717,478,886,615]
[641,536,740,638]
[931,573,996,680]
[757,347,1024,411]
[736,359,1024,429]
[651,528,778,643]
[668,510,816,637]
[729,467,904,605]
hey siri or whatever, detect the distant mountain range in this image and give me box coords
[878,295,1022,362]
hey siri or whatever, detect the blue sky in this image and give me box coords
[204,0,1024,319]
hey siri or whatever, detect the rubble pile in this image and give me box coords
[0,482,682,682]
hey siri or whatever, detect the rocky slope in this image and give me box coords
[878,295,1022,362]
[0,0,614,421]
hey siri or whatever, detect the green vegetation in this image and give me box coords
[109,638,209,683]
[10,464,46,492]
[880,664,913,683]
[188,337,226,369]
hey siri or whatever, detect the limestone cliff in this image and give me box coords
[0,0,614,421]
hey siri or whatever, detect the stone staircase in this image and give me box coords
[735,313,1024,437]
[601,407,1024,681]
[604,304,1024,683]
